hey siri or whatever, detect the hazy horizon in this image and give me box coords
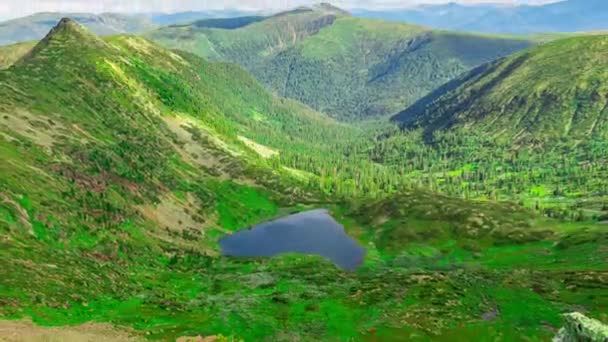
[0,0,562,21]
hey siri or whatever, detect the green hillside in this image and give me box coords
[394,34,608,142]
[1,18,606,342]
[0,41,35,69]
[147,6,534,121]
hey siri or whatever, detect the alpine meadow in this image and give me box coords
[0,2,607,342]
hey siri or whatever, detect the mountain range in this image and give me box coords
[1,6,607,342]
[4,0,608,48]
[0,12,156,45]
[148,4,535,121]
[0,10,257,46]
[2,19,606,341]
[353,0,608,34]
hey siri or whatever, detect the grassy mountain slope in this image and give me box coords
[1,19,606,341]
[0,41,35,69]
[148,6,534,121]
[0,12,156,46]
[372,35,608,216]
[393,35,608,142]
[150,5,345,62]
[0,17,305,256]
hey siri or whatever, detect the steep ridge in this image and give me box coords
[1,18,251,247]
[148,6,535,121]
[393,35,608,142]
[150,5,344,63]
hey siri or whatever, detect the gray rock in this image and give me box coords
[553,312,608,342]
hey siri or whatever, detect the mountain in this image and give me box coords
[353,0,608,34]
[393,34,608,143]
[147,5,535,121]
[2,18,607,341]
[0,41,34,69]
[174,15,267,30]
[353,3,495,32]
[149,10,260,26]
[0,12,157,46]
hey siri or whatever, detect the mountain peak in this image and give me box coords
[313,3,350,15]
[42,17,96,41]
[56,17,78,27]
[273,3,349,17]
[17,17,108,65]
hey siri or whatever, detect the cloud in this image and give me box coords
[0,0,560,20]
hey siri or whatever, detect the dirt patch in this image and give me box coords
[238,136,278,159]
[0,320,144,342]
[137,193,205,234]
[282,166,313,180]
[50,164,107,193]
[163,116,239,177]
[0,109,66,149]
[71,124,100,143]
[176,336,218,342]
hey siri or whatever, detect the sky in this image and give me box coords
[0,0,561,21]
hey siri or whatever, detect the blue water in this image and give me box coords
[219,209,366,270]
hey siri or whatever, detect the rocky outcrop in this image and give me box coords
[553,312,608,342]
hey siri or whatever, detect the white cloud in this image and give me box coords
[0,0,560,20]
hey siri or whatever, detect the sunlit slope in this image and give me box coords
[148,6,534,121]
[394,35,608,142]
[0,41,35,69]
[150,5,346,62]
[0,16,344,266]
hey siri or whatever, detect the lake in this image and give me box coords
[219,209,366,270]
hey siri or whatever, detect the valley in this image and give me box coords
[0,4,607,342]
[147,4,535,121]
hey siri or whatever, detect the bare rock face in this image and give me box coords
[553,312,608,342]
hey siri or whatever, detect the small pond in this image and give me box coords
[219,209,366,270]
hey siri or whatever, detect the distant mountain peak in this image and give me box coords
[313,3,350,15]
[274,3,350,17]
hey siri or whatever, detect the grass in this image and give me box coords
[0,19,606,342]
[0,41,36,69]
